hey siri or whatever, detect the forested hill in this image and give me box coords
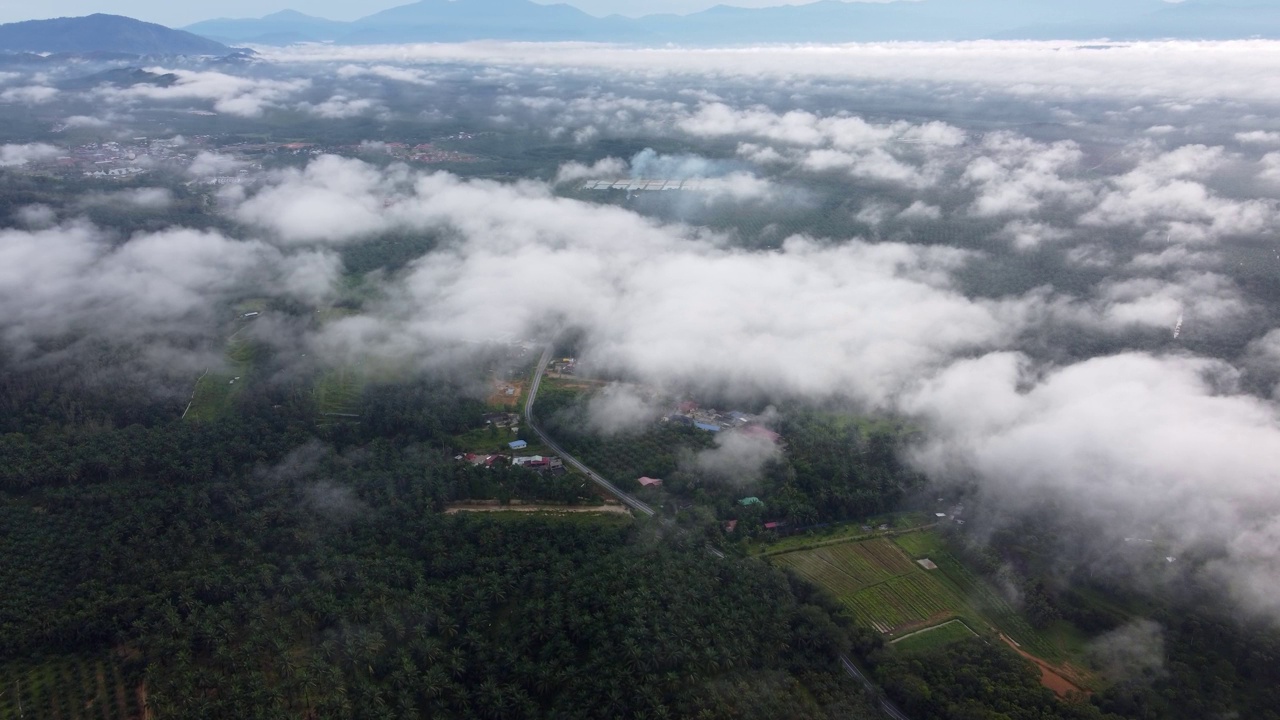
[0,15,231,55]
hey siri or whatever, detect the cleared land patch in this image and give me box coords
[773,538,917,598]
[773,538,965,634]
[314,366,364,417]
[890,619,977,654]
[184,337,255,422]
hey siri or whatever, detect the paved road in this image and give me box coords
[524,346,655,517]
[841,655,912,720]
[525,347,907,718]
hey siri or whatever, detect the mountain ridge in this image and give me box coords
[180,0,1280,45]
[0,14,232,55]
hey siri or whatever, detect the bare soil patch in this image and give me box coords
[487,380,524,409]
[999,634,1089,700]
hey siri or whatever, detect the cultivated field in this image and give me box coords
[772,529,1085,654]
[773,537,963,634]
[314,366,363,417]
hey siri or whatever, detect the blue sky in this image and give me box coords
[0,0,905,26]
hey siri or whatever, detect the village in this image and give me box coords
[8,132,483,182]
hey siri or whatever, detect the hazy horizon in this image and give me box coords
[0,0,908,28]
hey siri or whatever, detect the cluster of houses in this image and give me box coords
[548,357,577,376]
[48,138,190,179]
[664,401,781,442]
[454,448,566,476]
[483,412,520,429]
[358,141,478,164]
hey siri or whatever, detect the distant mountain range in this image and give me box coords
[0,14,232,55]
[4,0,1280,56]
[183,0,1280,45]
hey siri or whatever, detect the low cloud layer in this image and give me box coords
[267,40,1280,103]
[213,154,1280,620]
[8,42,1280,625]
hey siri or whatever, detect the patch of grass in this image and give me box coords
[775,539,917,591]
[893,530,945,558]
[314,366,364,416]
[185,338,256,422]
[890,619,977,654]
[450,426,554,457]
[752,513,937,557]
[233,298,268,315]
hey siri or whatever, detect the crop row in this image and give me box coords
[844,573,962,634]
[853,539,918,576]
[0,656,140,720]
[933,553,1053,655]
[774,538,919,598]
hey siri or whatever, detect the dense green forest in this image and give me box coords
[0,350,889,719]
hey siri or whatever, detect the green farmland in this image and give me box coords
[770,528,1076,663]
[184,336,255,422]
[889,619,977,655]
[773,538,963,635]
[314,366,364,417]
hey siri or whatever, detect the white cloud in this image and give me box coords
[554,156,627,185]
[96,68,310,118]
[1236,130,1280,146]
[963,133,1092,217]
[1082,145,1276,240]
[337,64,437,86]
[188,151,248,177]
[0,143,59,167]
[264,40,1280,103]
[906,351,1280,618]
[298,95,382,119]
[0,86,57,104]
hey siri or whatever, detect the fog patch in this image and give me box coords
[0,143,59,167]
[690,428,782,484]
[1087,619,1166,684]
[585,383,664,436]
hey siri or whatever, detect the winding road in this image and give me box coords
[523,346,655,517]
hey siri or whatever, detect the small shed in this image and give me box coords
[739,497,763,507]
[509,440,528,450]
[638,477,663,488]
[695,422,722,433]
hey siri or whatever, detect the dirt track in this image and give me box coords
[999,634,1089,699]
